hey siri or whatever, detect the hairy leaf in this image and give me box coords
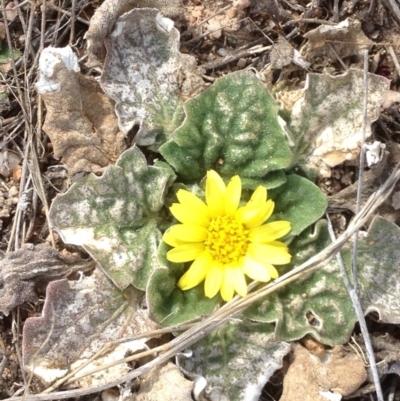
[49,147,175,290]
[160,71,292,183]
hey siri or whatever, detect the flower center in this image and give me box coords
[204,215,249,265]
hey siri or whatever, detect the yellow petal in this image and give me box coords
[249,221,291,243]
[166,243,205,263]
[225,266,247,297]
[220,275,235,302]
[206,170,226,217]
[236,200,274,228]
[249,185,267,206]
[249,242,291,265]
[204,263,224,298]
[242,256,271,282]
[246,255,279,278]
[176,190,211,223]
[264,263,279,279]
[169,224,208,242]
[178,251,213,290]
[170,203,210,227]
[163,228,187,247]
[224,175,241,216]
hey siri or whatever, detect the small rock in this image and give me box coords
[237,58,247,68]
[391,191,400,210]
[218,48,227,57]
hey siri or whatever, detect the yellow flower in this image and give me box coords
[163,170,292,301]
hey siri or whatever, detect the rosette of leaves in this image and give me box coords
[147,71,328,326]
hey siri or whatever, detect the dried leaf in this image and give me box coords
[358,216,400,323]
[0,243,93,315]
[0,183,18,229]
[100,8,186,147]
[85,0,182,66]
[277,69,389,177]
[0,22,5,40]
[392,190,400,210]
[328,142,400,219]
[303,18,373,61]
[382,89,400,108]
[23,268,158,387]
[280,345,366,401]
[270,37,310,70]
[135,363,192,401]
[36,46,126,175]
[270,37,294,69]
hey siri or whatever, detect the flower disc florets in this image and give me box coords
[163,170,292,301]
[205,215,249,265]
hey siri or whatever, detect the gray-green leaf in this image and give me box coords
[49,146,175,290]
[160,70,292,182]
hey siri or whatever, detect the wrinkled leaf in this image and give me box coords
[23,268,158,387]
[85,0,182,66]
[179,321,290,401]
[49,146,175,290]
[160,70,292,183]
[0,243,93,315]
[100,8,186,148]
[244,220,357,345]
[277,69,389,176]
[241,170,287,191]
[36,46,126,175]
[246,216,400,345]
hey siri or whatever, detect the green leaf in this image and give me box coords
[179,320,290,401]
[49,147,175,290]
[147,242,220,326]
[268,174,327,237]
[245,221,356,346]
[160,71,292,181]
[245,216,400,346]
[241,169,287,190]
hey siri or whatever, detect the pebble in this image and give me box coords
[217,48,227,57]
